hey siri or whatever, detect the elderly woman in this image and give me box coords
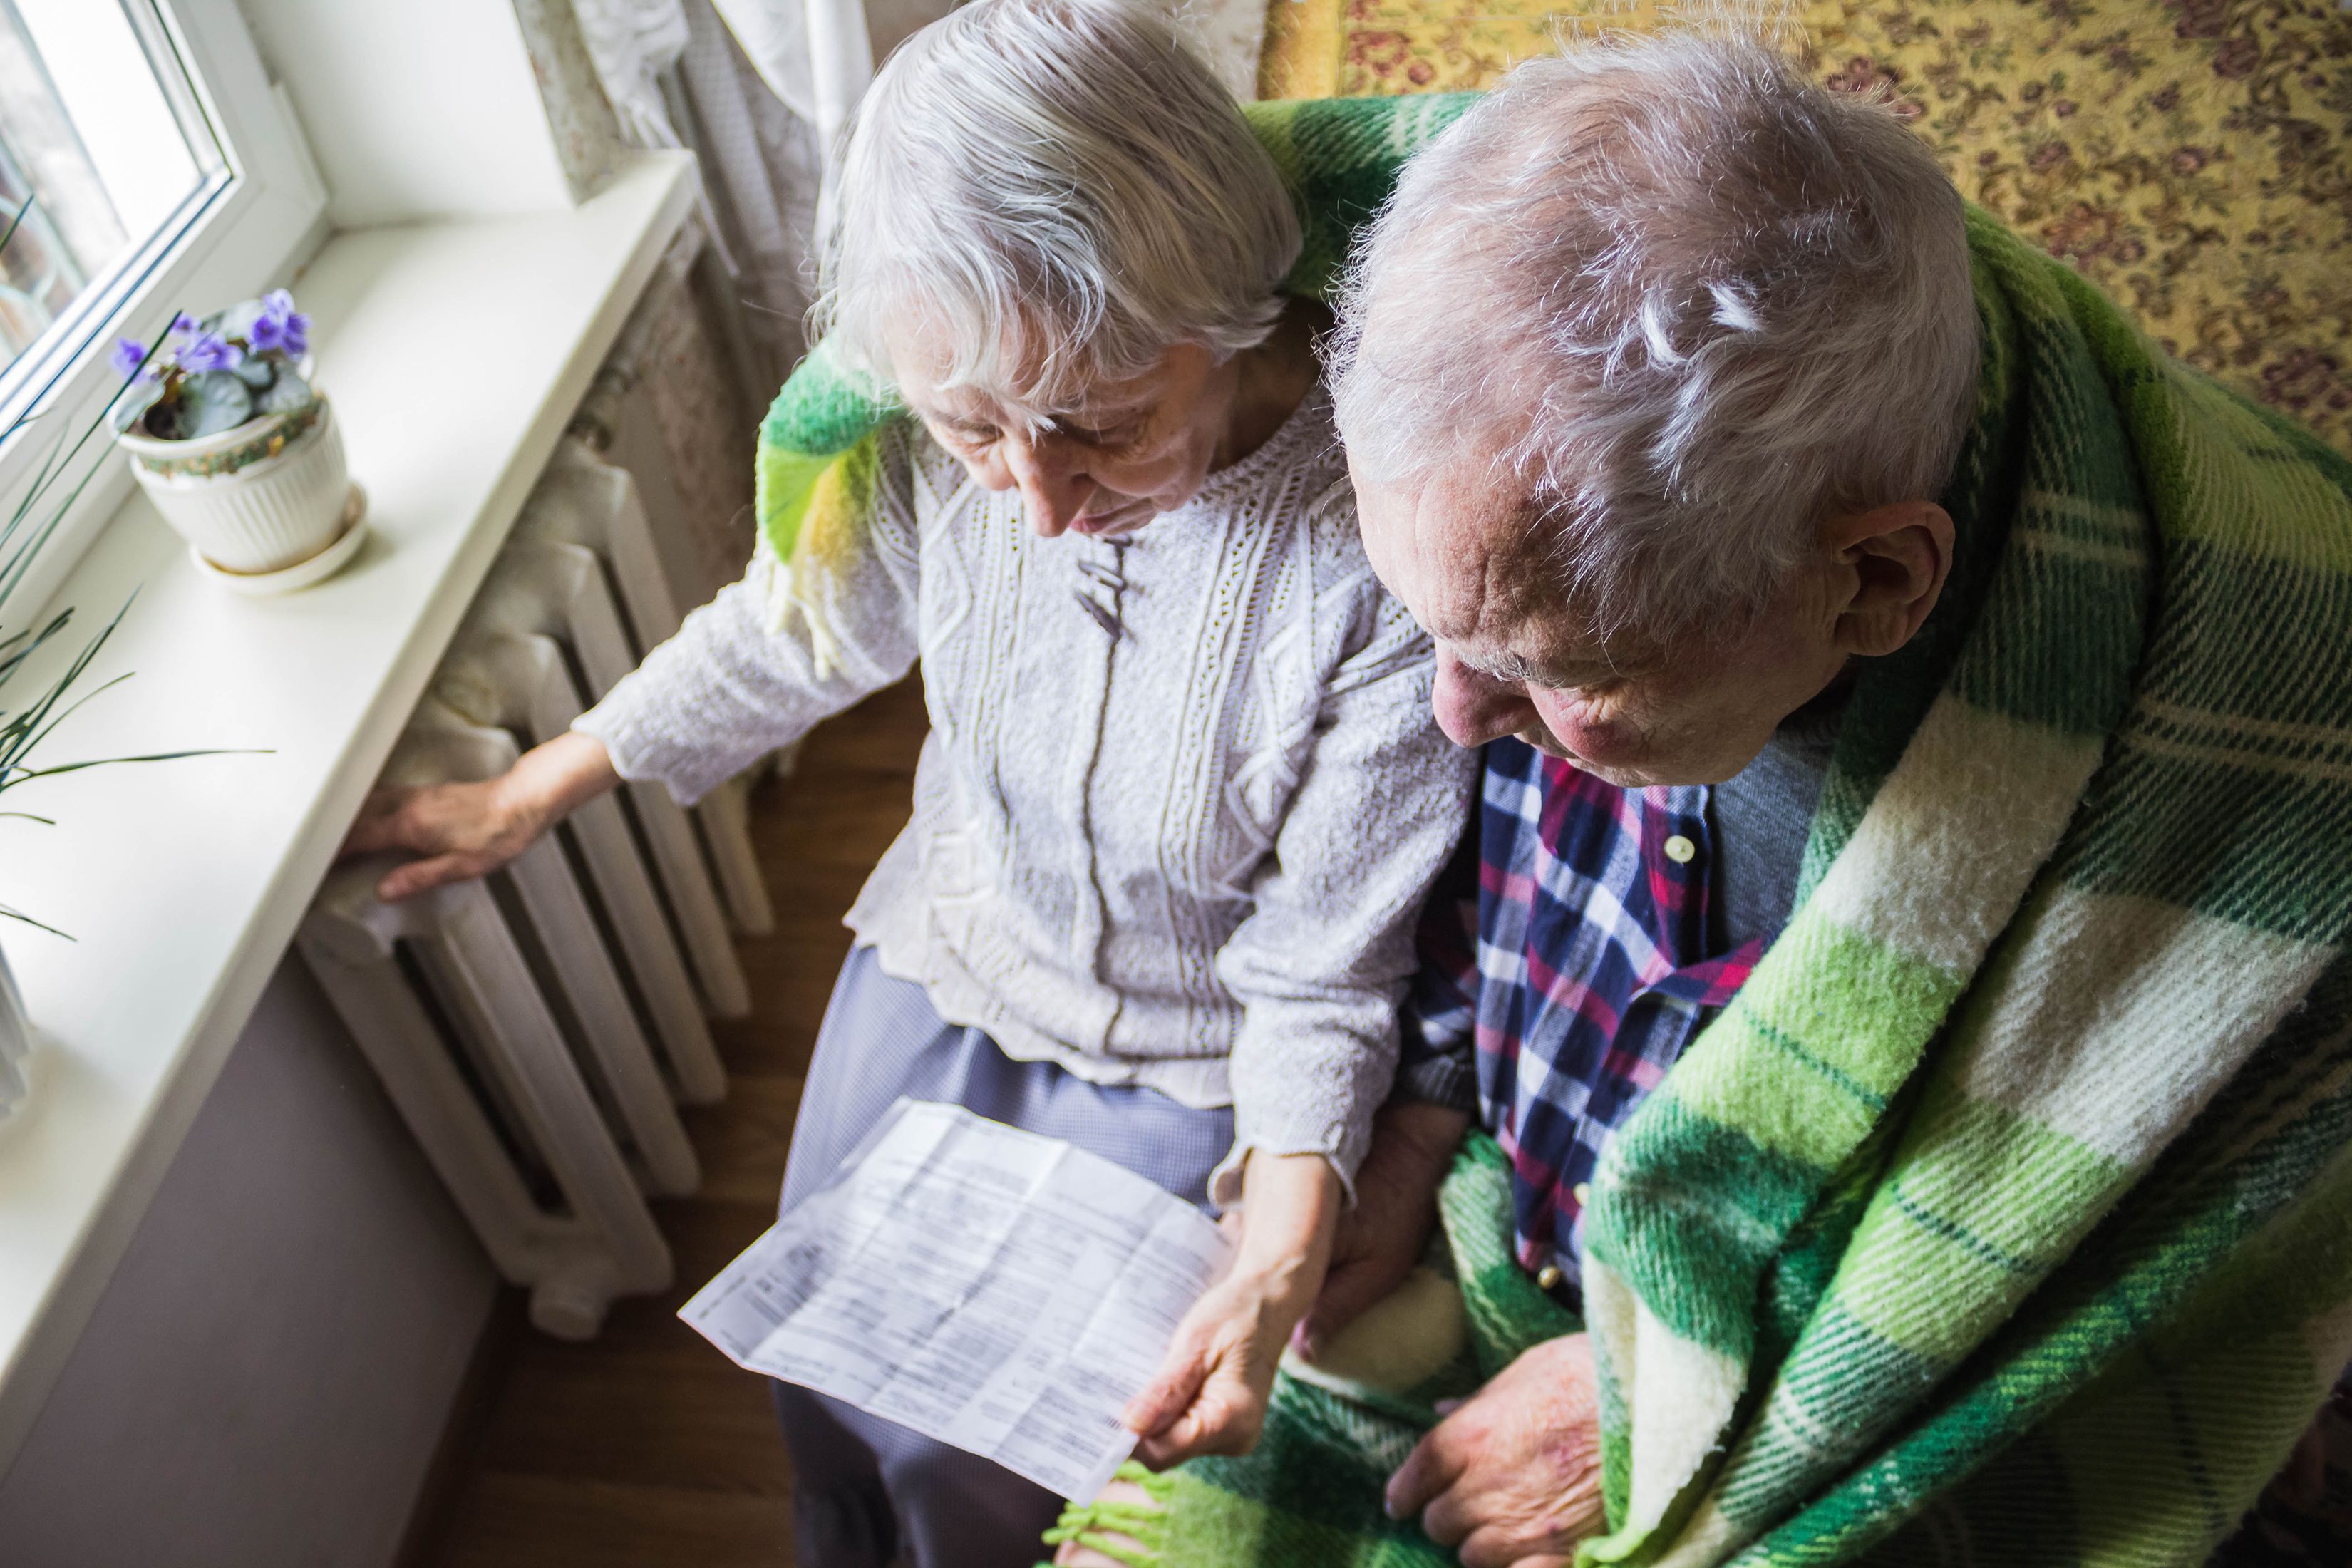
[346,2,1472,1564]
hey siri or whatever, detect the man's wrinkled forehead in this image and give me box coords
[1357,454,1555,644]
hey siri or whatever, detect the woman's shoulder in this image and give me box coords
[1293,468,1387,597]
[877,416,964,493]
[871,414,995,531]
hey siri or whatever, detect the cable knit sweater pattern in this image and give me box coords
[577,386,1475,1197]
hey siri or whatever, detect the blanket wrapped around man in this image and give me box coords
[755,93,2352,1568]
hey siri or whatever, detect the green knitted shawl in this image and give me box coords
[760,92,2352,1568]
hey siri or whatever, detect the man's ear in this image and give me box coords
[1825,500,1954,659]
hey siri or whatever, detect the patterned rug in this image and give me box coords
[1257,0,2352,454]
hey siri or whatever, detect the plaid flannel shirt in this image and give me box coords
[1403,738,1762,1296]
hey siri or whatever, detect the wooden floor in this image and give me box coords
[417,677,931,1568]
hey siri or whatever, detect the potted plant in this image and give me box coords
[4,277,255,1120]
[108,291,362,587]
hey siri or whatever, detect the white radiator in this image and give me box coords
[296,440,783,1339]
[300,703,679,1340]
[430,629,729,1109]
[520,441,778,941]
[463,533,753,1020]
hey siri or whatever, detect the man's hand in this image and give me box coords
[341,730,619,902]
[1386,1334,1604,1568]
[1124,1152,1341,1468]
[1295,1102,1468,1361]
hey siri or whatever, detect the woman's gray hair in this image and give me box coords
[1331,35,1979,646]
[813,0,1301,415]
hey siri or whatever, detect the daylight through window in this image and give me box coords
[0,0,225,391]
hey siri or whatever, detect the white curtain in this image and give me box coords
[571,0,694,146]
[563,0,1267,396]
[666,0,827,388]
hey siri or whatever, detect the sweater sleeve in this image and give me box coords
[1394,813,1484,1115]
[573,429,924,805]
[1209,571,1479,1207]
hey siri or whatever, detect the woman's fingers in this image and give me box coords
[341,778,540,901]
[339,786,423,857]
[1131,1373,1259,1467]
[376,852,487,903]
[1123,1329,1209,1439]
[1127,1303,1263,1467]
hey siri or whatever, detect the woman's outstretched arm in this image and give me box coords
[341,425,930,902]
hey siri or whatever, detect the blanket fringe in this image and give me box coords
[1038,1463,1175,1568]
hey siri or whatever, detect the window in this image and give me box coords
[0,1,227,386]
[0,0,324,617]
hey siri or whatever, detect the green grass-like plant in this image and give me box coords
[1,201,257,937]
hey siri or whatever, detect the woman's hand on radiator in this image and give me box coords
[1124,1150,1343,1468]
[341,730,620,902]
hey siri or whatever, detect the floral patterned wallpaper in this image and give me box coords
[1261,0,2352,452]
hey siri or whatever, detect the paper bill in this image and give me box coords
[679,1098,1233,1500]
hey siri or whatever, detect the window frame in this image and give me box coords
[1,0,327,622]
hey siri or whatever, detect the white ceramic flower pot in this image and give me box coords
[118,396,351,574]
[0,939,29,1124]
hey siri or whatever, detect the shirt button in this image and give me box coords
[1664,834,1696,864]
[1573,1182,1592,1206]
[1536,1264,1564,1291]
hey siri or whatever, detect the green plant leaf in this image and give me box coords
[230,356,274,391]
[0,290,252,937]
[0,601,131,793]
[6,746,271,784]
[109,374,165,434]
[175,369,254,439]
[0,197,33,261]
[0,607,72,693]
[0,900,72,939]
[257,368,314,416]
[5,320,179,612]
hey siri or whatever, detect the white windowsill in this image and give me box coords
[0,150,696,1470]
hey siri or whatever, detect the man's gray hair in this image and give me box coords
[1331,35,1979,645]
[814,0,1301,414]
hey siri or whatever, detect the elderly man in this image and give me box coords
[1048,31,2352,1568]
[1307,33,1970,1560]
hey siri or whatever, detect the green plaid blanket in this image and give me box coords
[1046,1133,1578,1568]
[760,92,2352,1567]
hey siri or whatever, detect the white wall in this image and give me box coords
[234,0,582,225]
[0,959,498,1568]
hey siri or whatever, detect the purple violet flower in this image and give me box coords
[167,311,196,339]
[247,312,284,352]
[178,331,243,373]
[261,289,296,322]
[108,338,148,379]
[281,313,311,358]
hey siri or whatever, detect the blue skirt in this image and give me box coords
[778,943,1236,1217]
